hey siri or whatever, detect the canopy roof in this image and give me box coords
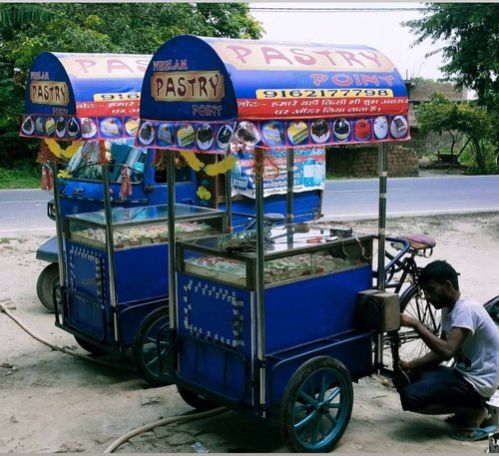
[20,52,151,142]
[138,35,410,153]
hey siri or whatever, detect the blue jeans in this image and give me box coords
[400,365,487,412]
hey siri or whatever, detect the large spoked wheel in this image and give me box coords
[279,356,353,453]
[36,263,59,313]
[132,307,172,387]
[397,284,441,360]
[177,386,218,411]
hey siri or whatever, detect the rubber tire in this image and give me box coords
[36,263,59,313]
[132,307,172,387]
[74,336,106,356]
[279,356,353,453]
[177,386,218,411]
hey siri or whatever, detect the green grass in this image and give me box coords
[0,163,41,189]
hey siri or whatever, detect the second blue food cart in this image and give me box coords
[137,35,410,452]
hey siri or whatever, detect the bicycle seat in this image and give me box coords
[401,234,436,251]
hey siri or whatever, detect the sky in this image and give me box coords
[249,2,448,80]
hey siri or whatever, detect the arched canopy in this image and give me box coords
[20,52,151,141]
[138,35,409,153]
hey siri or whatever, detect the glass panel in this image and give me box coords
[66,140,146,183]
[69,219,219,249]
[67,203,222,226]
[69,221,106,249]
[183,251,247,287]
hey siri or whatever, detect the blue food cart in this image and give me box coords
[137,35,410,451]
[20,52,323,386]
[22,52,323,314]
[20,53,222,386]
[21,52,202,313]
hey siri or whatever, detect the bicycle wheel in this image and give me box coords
[131,306,172,387]
[383,284,441,367]
[398,284,441,360]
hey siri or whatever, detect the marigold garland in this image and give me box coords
[44,139,82,159]
[179,151,236,176]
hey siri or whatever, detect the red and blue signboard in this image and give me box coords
[138,35,410,153]
[20,52,151,141]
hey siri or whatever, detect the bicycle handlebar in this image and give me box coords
[372,236,411,284]
[384,236,411,274]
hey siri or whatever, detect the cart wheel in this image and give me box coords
[132,307,172,387]
[177,386,218,411]
[74,336,106,356]
[279,356,353,453]
[36,263,59,313]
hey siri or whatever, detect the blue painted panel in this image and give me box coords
[176,274,253,401]
[115,244,168,303]
[177,274,252,352]
[265,265,372,353]
[66,292,107,342]
[64,239,168,345]
[65,241,109,341]
[177,337,247,402]
[266,331,374,408]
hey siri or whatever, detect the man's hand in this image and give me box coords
[400,313,419,328]
[399,359,412,371]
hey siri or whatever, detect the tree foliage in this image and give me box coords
[404,3,499,162]
[0,3,263,166]
[405,4,498,109]
[416,93,495,173]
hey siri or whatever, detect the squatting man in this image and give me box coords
[397,260,499,440]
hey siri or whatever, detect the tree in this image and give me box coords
[0,3,263,165]
[0,4,54,29]
[404,4,499,162]
[416,93,494,174]
[405,4,498,109]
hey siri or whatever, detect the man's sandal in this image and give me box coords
[450,425,497,442]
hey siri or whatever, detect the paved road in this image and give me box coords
[322,174,499,220]
[0,189,53,235]
[1,175,498,235]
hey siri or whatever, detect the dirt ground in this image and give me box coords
[0,212,498,454]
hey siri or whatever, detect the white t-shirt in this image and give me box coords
[442,296,499,398]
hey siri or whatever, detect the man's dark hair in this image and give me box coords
[419,260,460,290]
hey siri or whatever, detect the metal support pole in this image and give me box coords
[225,169,233,232]
[286,148,294,225]
[166,151,177,331]
[254,147,266,412]
[102,163,119,341]
[376,142,388,367]
[377,142,388,292]
[50,161,66,323]
[286,148,295,246]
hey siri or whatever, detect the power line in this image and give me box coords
[242,4,492,13]
[248,7,424,13]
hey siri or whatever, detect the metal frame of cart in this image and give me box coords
[141,35,411,452]
[19,52,195,365]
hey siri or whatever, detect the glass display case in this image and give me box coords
[66,204,225,250]
[178,226,373,289]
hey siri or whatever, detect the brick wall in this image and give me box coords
[326,144,419,177]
